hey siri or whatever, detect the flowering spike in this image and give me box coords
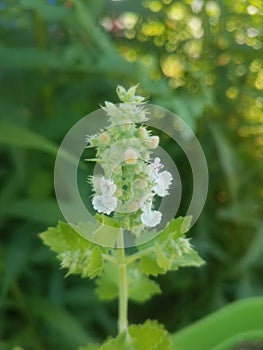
[86,85,173,229]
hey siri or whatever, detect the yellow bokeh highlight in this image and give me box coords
[161,55,184,78]
[142,21,165,36]
[226,86,238,99]
[167,3,186,21]
[144,0,163,13]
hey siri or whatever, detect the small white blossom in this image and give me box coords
[100,177,116,196]
[152,171,173,197]
[147,157,173,197]
[140,200,162,227]
[92,177,117,215]
[92,195,117,215]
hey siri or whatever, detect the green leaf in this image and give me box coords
[82,214,122,247]
[98,321,171,350]
[96,262,160,302]
[155,243,171,271]
[128,264,161,302]
[141,254,165,276]
[157,216,192,243]
[96,263,119,300]
[86,247,104,279]
[40,222,105,278]
[170,241,205,269]
[40,221,91,253]
[100,333,127,350]
[129,320,171,350]
[138,217,204,276]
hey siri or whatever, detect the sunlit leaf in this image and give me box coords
[40,222,105,278]
[129,320,171,350]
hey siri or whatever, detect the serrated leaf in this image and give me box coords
[96,262,160,302]
[96,263,119,300]
[155,336,172,350]
[170,244,205,269]
[98,321,171,350]
[129,320,170,350]
[157,216,192,244]
[40,222,105,278]
[86,247,104,279]
[100,332,126,350]
[137,217,205,275]
[92,215,121,247]
[141,254,165,276]
[155,243,171,271]
[40,221,91,253]
[128,264,161,302]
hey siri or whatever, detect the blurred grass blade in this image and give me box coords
[0,121,57,155]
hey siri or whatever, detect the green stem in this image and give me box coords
[102,253,118,264]
[117,231,128,334]
[125,245,155,265]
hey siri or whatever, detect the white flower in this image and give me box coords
[147,157,173,197]
[140,200,162,228]
[92,195,117,215]
[152,171,173,197]
[100,177,116,196]
[92,177,117,215]
[147,157,163,181]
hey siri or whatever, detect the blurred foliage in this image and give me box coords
[0,0,263,349]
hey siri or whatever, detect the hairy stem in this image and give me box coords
[117,231,128,334]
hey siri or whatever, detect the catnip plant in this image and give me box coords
[41,85,204,350]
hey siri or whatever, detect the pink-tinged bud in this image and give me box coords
[147,136,159,149]
[99,132,110,144]
[125,148,138,165]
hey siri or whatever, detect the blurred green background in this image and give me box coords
[0,0,263,349]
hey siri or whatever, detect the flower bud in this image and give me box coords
[125,148,138,165]
[147,136,159,149]
[115,188,123,197]
[128,201,139,212]
[138,127,148,138]
[99,132,110,144]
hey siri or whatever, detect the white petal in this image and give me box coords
[100,177,117,195]
[152,171,173,197]
[141,210,162,227]
[92,195,117,215]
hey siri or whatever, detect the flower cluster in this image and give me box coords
[86,85,173,230]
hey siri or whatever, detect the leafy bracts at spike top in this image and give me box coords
[40,85,205,350]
